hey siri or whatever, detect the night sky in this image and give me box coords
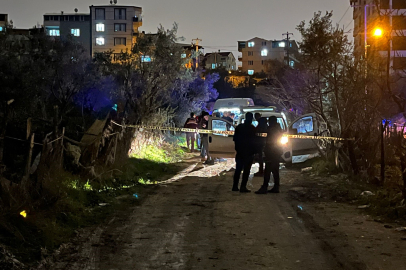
[1,0,353,57]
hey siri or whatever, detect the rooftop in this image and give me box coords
[44,13,90,16]
[205,52,233,57]
[90,5,142,9]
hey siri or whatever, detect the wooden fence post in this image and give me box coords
[59,127,65,168]
[25,133,35,180]
[380,122,385,185]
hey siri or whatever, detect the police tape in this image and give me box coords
[111,121,355,141]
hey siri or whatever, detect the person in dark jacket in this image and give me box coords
[198,111,211,163]
[254,113,262,125]
[254,117,268,177]
[222,111,233,123]
[184,112,198,152]
[255,116,283,194]
[232,112,257,192]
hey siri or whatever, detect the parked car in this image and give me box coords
[207,106,327,165]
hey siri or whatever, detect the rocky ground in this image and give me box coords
[27,158,406,270]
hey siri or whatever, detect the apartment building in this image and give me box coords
[90,4,142,57]
[44,11,91,52]
[238,37,299,75]
[350,0,406,70]
[203,51,236,71]
[0,14,8,32]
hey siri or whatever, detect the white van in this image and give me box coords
[212,98,255,124]
[212,98,255,112]
[207,106,326,165]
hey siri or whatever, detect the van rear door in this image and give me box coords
[289,113,320,156]
[207,117,235,158]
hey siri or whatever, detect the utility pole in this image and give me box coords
[282,32,293,66]
[192,38,202,69]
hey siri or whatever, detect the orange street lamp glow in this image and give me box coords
[373,28,383,37]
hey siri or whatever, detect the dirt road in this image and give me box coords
[41,163,406,270]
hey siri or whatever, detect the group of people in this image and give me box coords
[233,112,283,194]
[183,111,283,192]
[183,111,212,164]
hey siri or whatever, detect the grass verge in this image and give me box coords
[291,158,406,224]
[0,135,192,269]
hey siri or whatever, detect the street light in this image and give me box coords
[373,28,383,38]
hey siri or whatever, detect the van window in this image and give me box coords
[212,120,235,136]
[242,117,286,131]
[292,116,314,134]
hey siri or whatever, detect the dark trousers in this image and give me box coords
[201,136,209,158]
[258,153,264,173]
[263,159,280,188]
[233,156,253,189]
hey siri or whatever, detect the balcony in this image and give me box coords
[133,16,142,28]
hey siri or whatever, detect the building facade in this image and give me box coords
[203,52,236,71]
[238,37,299,75]
[0,14,8,32]
[350,0,406,70]
[44,12,91,52]
[90,4,142,57]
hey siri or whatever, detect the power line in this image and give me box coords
[344,19,353,31]
[338,6,351,25]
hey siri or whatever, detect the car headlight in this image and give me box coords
[280,136,289,145]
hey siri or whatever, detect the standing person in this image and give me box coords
[254,113,262,126]
[195,113,201,150]
[183,112,198,152]
[230,113,236,124]
[198,111,211,163]
[222,111,233,130]
[255,116,283,194]
[254,117,268,177]
[222,111,233,123]
[232,112,257,193]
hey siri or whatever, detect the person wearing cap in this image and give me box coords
[232,112,257,192]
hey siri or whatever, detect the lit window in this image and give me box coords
[96,23,105,32]
[279,42,286,47]
[141,56,151,62]
[290,61,295,67]
[71,29,80,37]
[261,49,268,56]
[0,26,3,32]
[248,42,255,47]
[248,70,254,75]
[96,37,105,45]
[212,63,216,69]
[181,53,187,58]
[49,29,60,36]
